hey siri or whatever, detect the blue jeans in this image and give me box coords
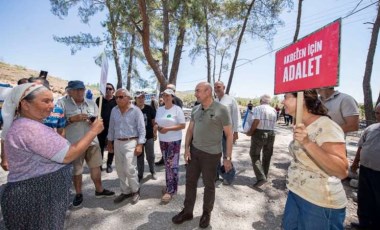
[216,132,233,182]
[283,191,346,230]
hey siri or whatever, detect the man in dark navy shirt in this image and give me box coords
[96,83,117,173]
[134,91,157,181]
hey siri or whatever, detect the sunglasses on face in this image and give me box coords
[106,87,114,91]
[115,95,127,100]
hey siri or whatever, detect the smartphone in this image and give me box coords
[89,116,96,122]
[39,70,48,79]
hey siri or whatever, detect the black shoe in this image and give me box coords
[172,209,193,224]
[72,194,83,208]
[253,179,267,187]
[199,212,211,228]
[113,193,133,204]
[155,157,165,166]
[106,164,113,173]
[151,173,157,180]
[95,189,115,198]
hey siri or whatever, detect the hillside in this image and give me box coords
[0,62,68,95]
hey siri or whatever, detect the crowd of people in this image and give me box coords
[0,76,378,230]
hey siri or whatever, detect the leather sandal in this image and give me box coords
[161,193,172,203]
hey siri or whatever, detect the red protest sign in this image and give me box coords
[274,19,341,94]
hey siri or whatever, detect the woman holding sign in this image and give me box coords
[282,90,348,229]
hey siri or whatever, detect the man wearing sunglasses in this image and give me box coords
[107,89,146,205]
[96,83,117,173]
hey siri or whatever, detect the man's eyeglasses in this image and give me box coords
[115,95,127,100]
[106,87,113,91]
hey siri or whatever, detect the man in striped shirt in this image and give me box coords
[245,94,277,187]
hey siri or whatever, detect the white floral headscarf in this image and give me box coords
[1,83,44,140]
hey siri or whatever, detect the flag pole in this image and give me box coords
[98,95,103,118]
[98,51,108,118]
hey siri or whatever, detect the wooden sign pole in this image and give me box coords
[296,91,303,125]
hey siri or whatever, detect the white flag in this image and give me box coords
[99,52,108,96]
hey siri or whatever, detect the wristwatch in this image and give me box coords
[225,156,232,161]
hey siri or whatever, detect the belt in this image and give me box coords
[117,137,138,141]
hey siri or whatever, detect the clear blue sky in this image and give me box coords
[0,0,379,103]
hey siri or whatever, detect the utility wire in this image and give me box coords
[343,0,379,19]
[348,0,364,16]
[178,0,378,84]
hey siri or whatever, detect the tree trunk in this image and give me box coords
[293,0,303,42]
[204,4,212,83]
[137,0,167,91]
[106,0,123,89]
[112,37,123,89]
[162,0,169,79]
[218,50,226,81]
[126,33,136,91]
[212,52,216,83]
[226,0,255,94]
[168,2,188,85]
[363,2,380,125]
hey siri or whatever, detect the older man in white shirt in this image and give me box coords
[214,81,239,184]
[107,89,146,205]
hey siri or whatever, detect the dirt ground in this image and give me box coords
[0,123,360,230]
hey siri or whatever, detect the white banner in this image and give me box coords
[99,52,108,96]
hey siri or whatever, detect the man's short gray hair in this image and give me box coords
[116,88,131,98]
[260,94,271,104]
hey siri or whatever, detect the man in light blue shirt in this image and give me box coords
[107,89,146,205]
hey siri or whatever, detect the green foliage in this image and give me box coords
[50,0,294,91]
[53,33,104,55]
[181,93,197,107]
[358,103,365,119]
[236,97,260,107]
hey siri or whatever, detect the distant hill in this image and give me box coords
[0,62,68,95]
[0,61,255,109]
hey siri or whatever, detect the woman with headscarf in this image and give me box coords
[0,83,104,229]
[154,88,185,203]
[281,90,348,229]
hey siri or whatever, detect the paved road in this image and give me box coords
[0,123,359,229]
